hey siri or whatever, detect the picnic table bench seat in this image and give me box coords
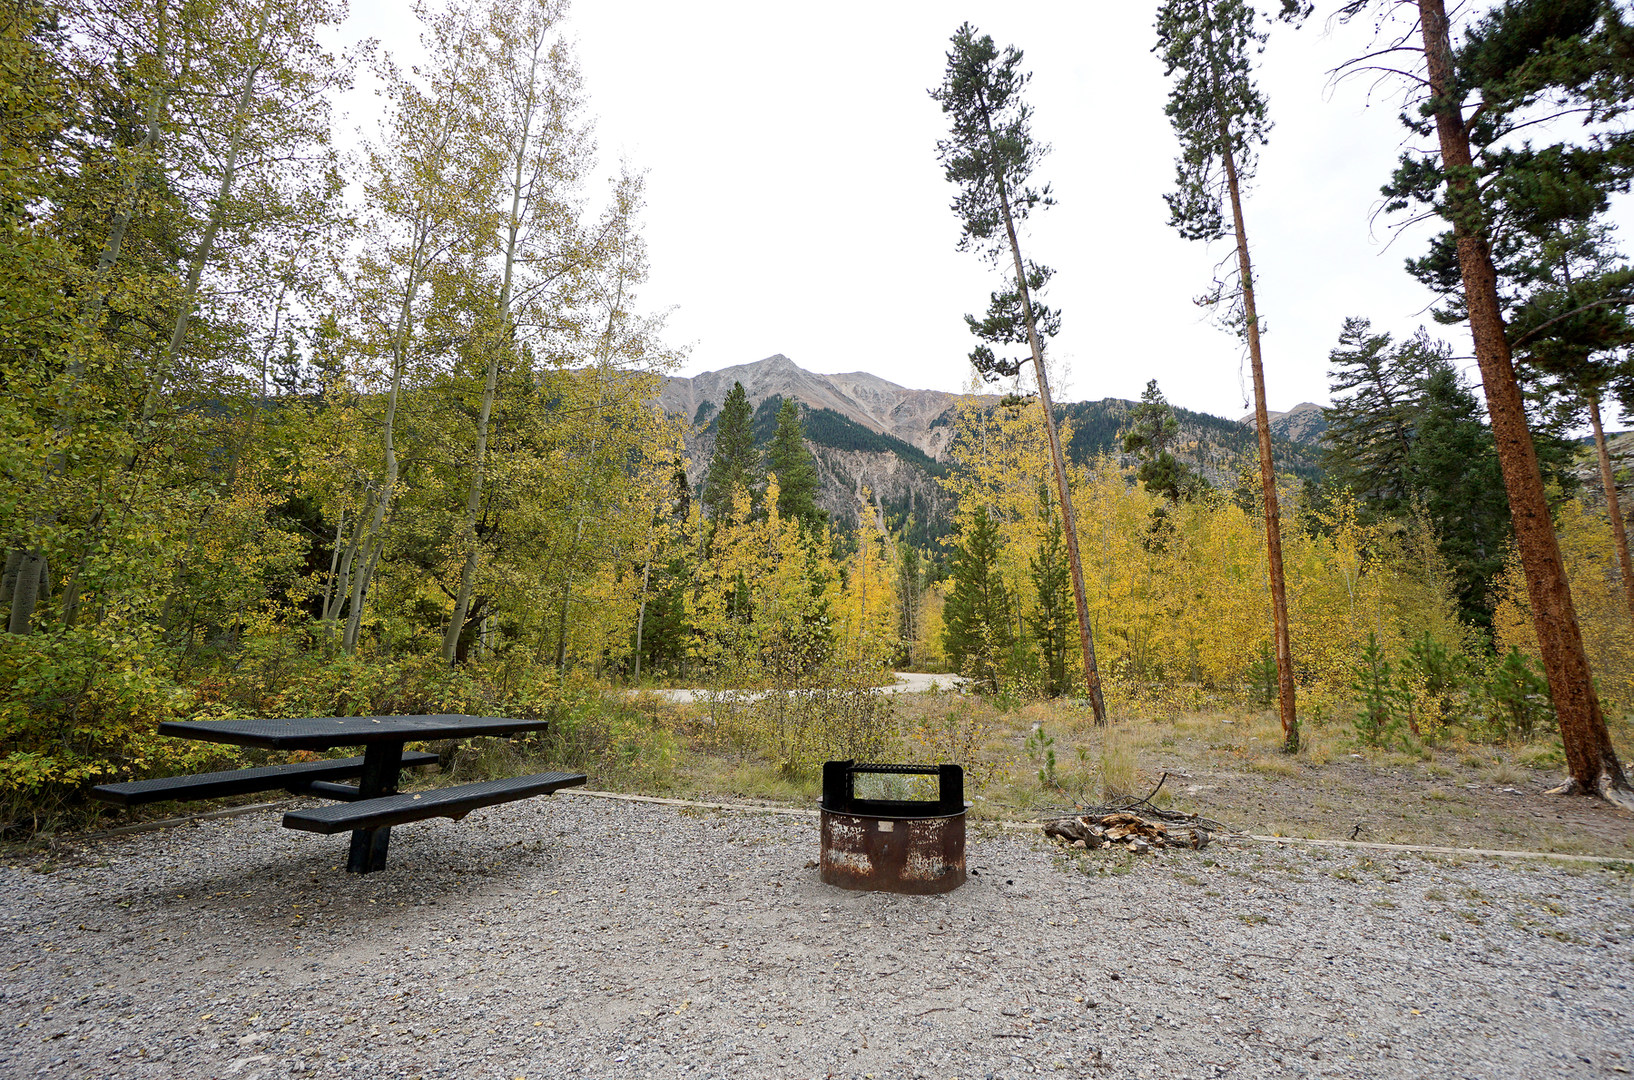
[281,771,587,834]
[90,751,440,807]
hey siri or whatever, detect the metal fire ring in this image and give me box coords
[818,761,967,895]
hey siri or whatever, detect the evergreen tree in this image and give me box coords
[1156,0,1303,752]
[765,398,825,531]
[1321,317,1580,633]
[1323,323,1512,631]
[1340,0,1633,804]
[1507,225,1634,627]
[932,23,1107,723]
[703,381,756,523]
[1122,379,1208,502]
[1320,318,1428,518]
[1030,504,1072,697]
[1406,364,1512,631]
[942,506,1015,693]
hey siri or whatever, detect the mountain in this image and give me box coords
[659,354,966,459]
[1239,402,1329,446]
[664,355,1324,545]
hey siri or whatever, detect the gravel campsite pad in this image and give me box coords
[2,795,1632,1080]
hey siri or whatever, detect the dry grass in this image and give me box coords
[639,690,1633,859]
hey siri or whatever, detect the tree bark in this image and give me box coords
[0,550,21,613]
[442,38,543,664]
[1217,126,1298,754]
[139,8,268,427]
[1588,394,1634,627]
[1416,0,1632,808]
[633,558,652,681]
[554,516,584,675]
[976,92,1108,724]
[6,552,48,634]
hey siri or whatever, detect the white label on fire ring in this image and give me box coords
[877,821,894,833]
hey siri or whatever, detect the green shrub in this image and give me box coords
[1480,648,1555,742]
[1246,640,1278,707]
[1350,632,1405,748]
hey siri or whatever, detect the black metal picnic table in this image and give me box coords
[92,714,587,874]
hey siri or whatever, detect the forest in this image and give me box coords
[2,0,1633,828]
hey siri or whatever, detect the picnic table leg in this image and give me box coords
[347,742,404,874]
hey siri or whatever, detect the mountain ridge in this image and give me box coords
[664,355,1323,541]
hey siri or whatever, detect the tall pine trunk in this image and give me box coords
[1416,0,1632,807]
[976,91,1108,725]
[1216,117,1298,753]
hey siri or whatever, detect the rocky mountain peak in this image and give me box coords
[1240,401,1328,446]
[659,354,971,459]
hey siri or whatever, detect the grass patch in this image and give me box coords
[1515,743,1565,770]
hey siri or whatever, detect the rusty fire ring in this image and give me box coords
[818,761,967,895]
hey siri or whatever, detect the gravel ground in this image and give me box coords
[2,793,1632,1080]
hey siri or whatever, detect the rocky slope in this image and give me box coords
[1239,401,1329,446]
[666,355,1323,541]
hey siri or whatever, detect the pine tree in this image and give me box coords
[1156,0,1303,751]
[1406,363,1511,631]
[942,506,1015,693]
[704,382,756,524]
[1507,226,1634,628]
[765,398,825,532]
[1339,0,1632,804]
[1320,318,1425,518]
[932,24,1107,722]
[1122,379,1208,502]
[1322,324,1515,631]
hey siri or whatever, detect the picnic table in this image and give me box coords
[91,715,587,874]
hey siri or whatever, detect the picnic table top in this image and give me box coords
[157,714,549,751]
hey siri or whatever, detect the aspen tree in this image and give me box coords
[340,2,491,654]
[441,0,591,664]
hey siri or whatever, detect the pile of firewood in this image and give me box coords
[1043,811,1212,855]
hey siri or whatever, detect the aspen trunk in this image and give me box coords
[1588,394,1634,626]
[442,44,542,664]
[0,550,21,613]
[633,558,652,681]
[554,517,584,675]
[81,6,170,331]
[977,94,1107,724]
[440,335,502,665]
[7,552,48,634]
[53,14,172,631]
[140,9,268,427]
[318,509,350,642]
[1417,0,1632,807]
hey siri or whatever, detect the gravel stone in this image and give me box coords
[2,793,1631,1079]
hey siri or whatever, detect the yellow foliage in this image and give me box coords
[941,398,1466,705]
[1492,499,1634,719]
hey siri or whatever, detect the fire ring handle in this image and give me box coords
[822,760,965,817]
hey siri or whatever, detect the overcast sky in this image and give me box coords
[337,0,1628,424]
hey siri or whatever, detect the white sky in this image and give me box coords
[336,0,1630,424]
